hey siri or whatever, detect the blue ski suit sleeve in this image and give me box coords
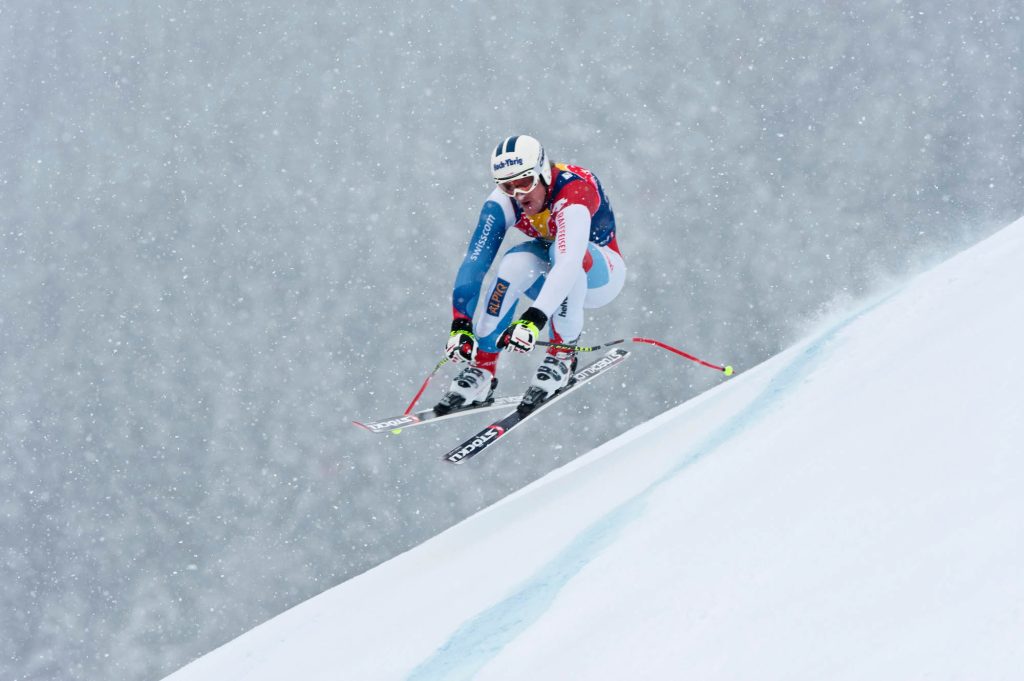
[452,199,508,323]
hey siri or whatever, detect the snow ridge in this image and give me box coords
[410,290,896,679]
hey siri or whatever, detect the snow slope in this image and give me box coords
[165,218,1024,681]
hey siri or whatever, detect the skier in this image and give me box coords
[435,134,626,415]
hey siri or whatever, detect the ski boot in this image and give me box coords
[517,351,578,415]
[434,366,498,416]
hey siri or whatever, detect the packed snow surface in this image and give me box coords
[166,218,1024,680]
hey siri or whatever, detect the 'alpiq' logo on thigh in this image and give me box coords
[487,278,510,316]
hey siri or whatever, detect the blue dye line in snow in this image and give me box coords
[407,293,894,681]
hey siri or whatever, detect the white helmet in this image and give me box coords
[490,135,552,190]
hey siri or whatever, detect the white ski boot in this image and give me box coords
[434,365,497,416]
[517,351,578,415]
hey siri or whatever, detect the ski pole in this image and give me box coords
[406,336,731,413]
[539,337,734,376]
[404,356,449,414]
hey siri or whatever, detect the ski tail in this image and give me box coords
[353,396,522,434]
[443,347,630,463]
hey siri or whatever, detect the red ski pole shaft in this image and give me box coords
[404,357,448,415]
[630,337,732,374]
[539,337,734,375]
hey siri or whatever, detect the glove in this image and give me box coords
[445,318,478,362]
[497,307,548,354]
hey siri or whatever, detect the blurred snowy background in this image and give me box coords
[1,2,1020,679]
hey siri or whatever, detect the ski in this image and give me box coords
[443,347,630,464]
[353,396,523,434]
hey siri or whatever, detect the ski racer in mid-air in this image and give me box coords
[436,134,626,415]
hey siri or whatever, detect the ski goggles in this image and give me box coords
[496,173,539,197]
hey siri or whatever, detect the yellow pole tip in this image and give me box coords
[724,365,734,377]
[391,428,403,435]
